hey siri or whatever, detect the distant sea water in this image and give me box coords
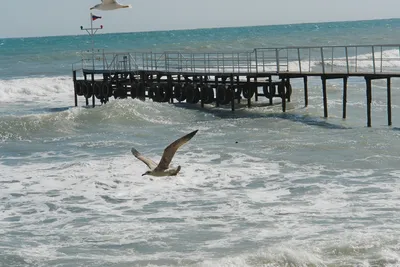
[1,19,400,267]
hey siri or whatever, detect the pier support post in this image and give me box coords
[236,76,241,104]
[91,73,95,108]
[215,76,220,107]
[177,75,181,103]
[84,74,89,106]
[230,73,235,111]
[281,78,286,112]
[254,77,258,102]
[387,77,392,126]
[73,70,78,107]
[168,74,174,104]
[246,76,251,108]
[200,76,204,108]
[303,76,308,107]
[268,76,273,105]
[366,77,372,127]
[343,77,348,119]
[322,76,328,118]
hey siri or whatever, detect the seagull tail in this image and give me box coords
[131,148,140,157]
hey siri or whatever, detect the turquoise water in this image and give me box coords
[1,18,400,78]
[1,19,400,266]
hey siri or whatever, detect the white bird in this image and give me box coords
[90,0,132,11]
[131,130,198,177]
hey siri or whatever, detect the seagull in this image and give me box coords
[90,0,132,11]
[131,130,198,177]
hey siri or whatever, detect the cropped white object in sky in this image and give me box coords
[90,0,132,11]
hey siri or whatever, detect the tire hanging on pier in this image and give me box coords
[242,84,254,99]
[114,83,128,99]
[137,82,145,98]
[263,83,276,99]
[82,82,93,99]
[174,84,186,102]
[185,84,200,104]
[285,80,292,99]
[216,85,232,105]
[277,81,292,100]
[230,86,242,100]
[102,82,112,98]
[130,80,137,99]
[200,84,214,104]
[153,84,170,102]
[94,82,103,99]
[75,81,84,96]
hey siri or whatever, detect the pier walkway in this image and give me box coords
[72,44,400,127]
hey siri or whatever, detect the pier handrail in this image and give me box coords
[77,44,400,75]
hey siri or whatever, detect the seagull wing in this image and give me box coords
[154,130,198,171]
[102,0,117,4]
[131,148,158,170]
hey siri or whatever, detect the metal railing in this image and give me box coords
[73,44,400,74]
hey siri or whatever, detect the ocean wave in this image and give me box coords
[0,99,209,141]
[0,76,73,102]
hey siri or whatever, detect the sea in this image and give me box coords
[1,19,400,267]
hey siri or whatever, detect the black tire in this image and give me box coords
[216,85,232,105]
[130,80,137,99]
[75,81,83,96]
[201,85,214,104]
[82,82,93,99]
[174,84,186,102]
[154,84,170,102]
[263,83,276,99]
[94,82,102,99]
[186,84,200,104]
[242,84,254,99]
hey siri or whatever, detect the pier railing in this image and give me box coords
[75,44,400,74]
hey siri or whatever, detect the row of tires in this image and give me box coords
[74,80,292,104]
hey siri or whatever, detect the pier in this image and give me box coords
[72,44,400,127]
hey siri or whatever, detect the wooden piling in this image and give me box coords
[387,77,392,126]
[281,78,286,112]
[366,77,372,127]
[215,76,220,107]
[342,77,348,119]
[236,75,241,104]
[322,77,328,118]
[254,77,258,102]
[91,73,95,108]
[73,70,78,107]
[200,76,204,108]
[303,76,308,107]
[268,76,273,105]
[168,74,173,104]
[230,74,235,111]
[246,76,251,108]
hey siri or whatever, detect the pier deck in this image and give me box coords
[72,44,400,127]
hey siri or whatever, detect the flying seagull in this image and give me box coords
[131,130,198,177]
[90,0,132,11]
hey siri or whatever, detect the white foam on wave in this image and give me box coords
[0,76,73,103]
[1,142,400,266]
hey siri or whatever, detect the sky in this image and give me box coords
[0,0,400,38]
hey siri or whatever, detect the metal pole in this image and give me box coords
[90,13,95,71]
